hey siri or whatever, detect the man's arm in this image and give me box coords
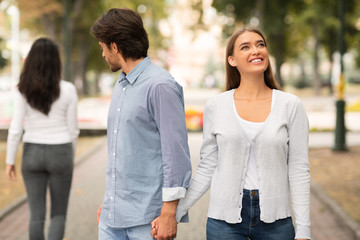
[149,81,192,239]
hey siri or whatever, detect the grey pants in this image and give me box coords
[21,142,73,240]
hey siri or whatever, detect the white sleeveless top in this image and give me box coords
[233,90,275,190]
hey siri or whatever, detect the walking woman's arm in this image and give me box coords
[287,97,311,240]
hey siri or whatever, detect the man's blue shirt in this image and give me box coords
[101,56,192,228]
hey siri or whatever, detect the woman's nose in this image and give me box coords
[251,46,260,55]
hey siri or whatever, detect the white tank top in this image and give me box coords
[238,119,263,190]
[233,90,274,190]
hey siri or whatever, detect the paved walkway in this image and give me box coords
[1,89,360,239]
[1,133,360,240]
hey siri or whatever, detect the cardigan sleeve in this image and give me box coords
[176,99,218,222]
[287,97,311,239]
[6,90,26,165]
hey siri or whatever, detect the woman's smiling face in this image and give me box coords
[228,31,269,76]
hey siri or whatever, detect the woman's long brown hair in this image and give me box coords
[225,28,278,91]
[18,38,61,115]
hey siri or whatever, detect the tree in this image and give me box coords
[291,0,358,95]
[17,0,169,96]
[0,37,7,70]
[212,0,305,88]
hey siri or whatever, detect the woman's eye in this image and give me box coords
[241,46,248,50]
[258,43,265,47]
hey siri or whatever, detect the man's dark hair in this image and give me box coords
[90,8,149,60]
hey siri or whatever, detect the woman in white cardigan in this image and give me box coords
[5,38,79,240]
[152,28,310,240]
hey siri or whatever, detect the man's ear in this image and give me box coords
[228,56,236,67]
[110,42,118,53]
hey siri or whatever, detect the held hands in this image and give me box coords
[150,214,177,240]
[150,215,177,240]
[150,200,179,240]
[6,164,16,180]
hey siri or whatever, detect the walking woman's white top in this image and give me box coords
[6,80,79,165]
[176,89,310,240]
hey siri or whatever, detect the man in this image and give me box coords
[91,8,192,240]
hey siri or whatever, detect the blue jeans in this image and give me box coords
[206,189,295,240]
[98,221,155,240]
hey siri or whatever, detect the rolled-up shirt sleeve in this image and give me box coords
[150,82,192,202]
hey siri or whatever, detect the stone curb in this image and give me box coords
[311,181,360,240]
[0,136,107,221]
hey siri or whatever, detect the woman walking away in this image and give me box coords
[5,38,79,240]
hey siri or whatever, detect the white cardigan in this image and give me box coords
[176,89,310,239]
[6,80,79,165]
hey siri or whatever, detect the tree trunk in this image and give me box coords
[272,34,285,88]
[41,15,57,40]
[80,43,90,95]
[327,53,334,95]
[255,0,265,29]
[275,62,283,88]
[313,21,321,95]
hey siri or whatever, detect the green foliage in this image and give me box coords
[211,0,360,88]
[101,0,169,57]
[0,38,7,70]
[17,0,169,95]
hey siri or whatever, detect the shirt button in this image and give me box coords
[113,153,115,156]
[110,197,113,200]
[240,193,242,195]
[117,108,120,112]
[123,87,126,91]
[114,130,117,134]
[112,175,115,178]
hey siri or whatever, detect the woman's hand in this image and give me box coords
[6,164,16,180]
[150,219,158,238]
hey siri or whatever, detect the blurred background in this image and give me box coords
[0,0,359,131]
[0,0,360,239]
[0,0,359,95]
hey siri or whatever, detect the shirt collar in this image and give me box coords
[119,56,151,85]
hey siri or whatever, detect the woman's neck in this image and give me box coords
[236,74,270,100]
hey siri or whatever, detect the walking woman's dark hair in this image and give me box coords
[90,8,149,61]
[18,38,61,115]
[225,27,278,91]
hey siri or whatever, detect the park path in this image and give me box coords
[0,133,358,239]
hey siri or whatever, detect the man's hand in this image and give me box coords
[97,203,102,224]
[150,200,179,240]
[6,165,16,181]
